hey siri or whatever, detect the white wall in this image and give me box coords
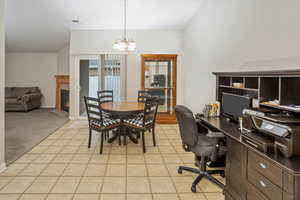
[0,0,6,171]
[69,29,183,118]
[57,45,70,75]
[183,0,300,112]
[5,53,57,107]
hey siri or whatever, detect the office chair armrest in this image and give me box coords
[206,131,225,138]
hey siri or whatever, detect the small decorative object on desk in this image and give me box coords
[252,98,259,108]
[203,104,211,118]
[233,82,244,88]
[238,117,243,131]
[203,101,220,117]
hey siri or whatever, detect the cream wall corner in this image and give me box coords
[57,45,70,75]
[5,53,58,107]
[0,0,6,170]
[183,0,300,112]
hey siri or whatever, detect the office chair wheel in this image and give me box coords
[177,168,183,174]
[191,185,197,193]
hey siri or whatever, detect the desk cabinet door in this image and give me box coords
[226,138,247,200]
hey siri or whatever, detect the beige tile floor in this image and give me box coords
[0,121,225,200]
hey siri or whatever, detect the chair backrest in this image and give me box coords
[97,90,113,104]
[143,97,159,126]
[84,96,103,126]
[175,105,199,148]
[138,90,151,103]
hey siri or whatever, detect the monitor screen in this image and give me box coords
[222,93,251,120]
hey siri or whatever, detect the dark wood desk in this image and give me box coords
[199,116,300,200]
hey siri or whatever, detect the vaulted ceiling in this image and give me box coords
[5,0,202,52]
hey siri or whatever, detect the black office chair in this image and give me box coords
[175,105,226,193]
[84,96,120,154]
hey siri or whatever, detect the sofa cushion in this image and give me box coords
[13,87,31,97]
[27,87,40,93]
[5,97,20,105]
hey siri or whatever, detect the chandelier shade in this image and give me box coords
[113,0,136,51]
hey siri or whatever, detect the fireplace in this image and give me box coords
[55,75,69,111]
[60,89,69,112]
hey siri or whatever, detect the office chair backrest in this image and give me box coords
[97,90,113,103]
[175,105,199,149]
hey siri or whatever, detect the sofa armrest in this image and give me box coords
[21,93,42,102]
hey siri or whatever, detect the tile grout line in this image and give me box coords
[11,151,52,200]
[159,129,182,200]
[44,127,77,200]
[98,140,112,200]
[70,150,93,200]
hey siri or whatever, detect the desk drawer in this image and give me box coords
[248,168,282,200]
[246,186,268,200]
[248,151,282,187]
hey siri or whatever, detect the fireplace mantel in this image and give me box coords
[55,75,69,111]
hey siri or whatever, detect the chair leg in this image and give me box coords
[191,174,204,193]
[152,127,156,146]
[100,132,104,154]
[123,128,127,145]
[142,131,146,153]
[88,129,92,148]
[118,128,122,146]
[178,166,200,174]
[106,131,109,140]
[137,132,140,140]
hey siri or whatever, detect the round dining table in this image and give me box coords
[101,101,145,145]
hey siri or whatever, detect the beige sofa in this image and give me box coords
[5,87,43,112]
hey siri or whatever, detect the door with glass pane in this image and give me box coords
[76,55,126,118]
[141,54,178,123]
[79,58,100,116]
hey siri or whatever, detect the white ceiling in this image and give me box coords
[5,0,202,52]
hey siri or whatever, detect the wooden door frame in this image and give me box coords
[141,54,178,124]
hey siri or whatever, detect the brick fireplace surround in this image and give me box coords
[55,75,69,111]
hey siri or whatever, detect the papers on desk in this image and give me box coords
[280,105,300,111]
[261,101,300,112]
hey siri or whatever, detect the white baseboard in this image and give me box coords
[0,163,7,173]
[69,116,75,120]
[41,106,55,108]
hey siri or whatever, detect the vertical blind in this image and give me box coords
[100,54,126,101]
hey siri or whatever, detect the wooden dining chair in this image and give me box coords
[123,97,159,153]
[97,90,114,121]
[97,90,114,103]
[84,96,120,154]
[137,90,151,103]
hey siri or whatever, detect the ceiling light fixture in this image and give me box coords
[113,0,136,52]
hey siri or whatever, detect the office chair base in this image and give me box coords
[178,166,225,193]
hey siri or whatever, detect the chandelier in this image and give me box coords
[113,0,136,51]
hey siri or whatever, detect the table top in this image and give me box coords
[101,101,144,113]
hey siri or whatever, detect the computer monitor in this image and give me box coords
[222,93,252,121]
